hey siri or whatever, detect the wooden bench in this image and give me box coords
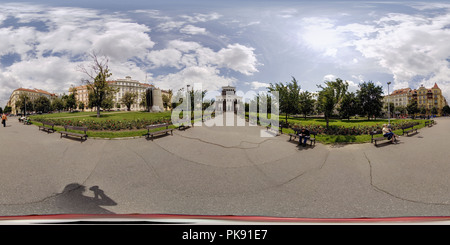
[401,124,418,136]
[146,123,173,141]
[60,125,88,141]
[38,121,55,133]
[370,130,394,146]
[177,119,191,130]
[289,129,317,146]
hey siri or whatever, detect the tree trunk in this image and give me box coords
[97,106,100,118]
[285,113,288,124]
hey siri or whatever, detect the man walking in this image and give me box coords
[1,113,7,127]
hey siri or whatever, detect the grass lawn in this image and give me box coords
[30,111,173,138]
[30,111,430,143]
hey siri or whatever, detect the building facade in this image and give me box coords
[7,88,56,115]
[215,86,242,113]
[383,83,448,116]
[71,76,167,112]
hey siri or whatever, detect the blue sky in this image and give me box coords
[2,0,450,107]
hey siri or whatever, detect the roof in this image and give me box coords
[432,83,440,89]
[15,88,54,96]
[390,88,411,96]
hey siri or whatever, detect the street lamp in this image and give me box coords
[387,81,391,125]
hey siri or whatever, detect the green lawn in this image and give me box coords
[30,111,430,143]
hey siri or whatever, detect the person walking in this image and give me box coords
[1,113,7,127]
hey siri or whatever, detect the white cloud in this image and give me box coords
[179,24,207,35]
[249,81,269,90]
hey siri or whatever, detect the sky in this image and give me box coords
[2,0,450,107]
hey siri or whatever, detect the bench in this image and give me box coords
[177,119,191,130]
[401,124,418,136]
[146,123,173,141]
[370,130,396,146]
[60,125,88,141]
[266,122,288,135]
[289,129,317,146]
[38,121,55,133]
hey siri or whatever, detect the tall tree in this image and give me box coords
[298,91,315,119]
[16,94,33,115]
[34,96,51,113]
[317,78,348,128]
[268,76,301,124]
[339,92,359,120]
[78,52,115,118]
[121,92,138,111]
[51,97,64,113]
[357,81,383,120]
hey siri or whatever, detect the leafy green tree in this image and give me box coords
[34,96,51,113]
[78,101,85,111]
[317,78,348,128]
[140,88,153,112]
[442,105,450,116]
[268,76,301,124]
[3,106,12,114]
[51,97,64,113]
[16,94,33,115]
[339,92,359,120]
[407,100,419,119]
[121,92,138,111]
[357,81,383,120]
[431,107,438,116]
[298,91,315,119]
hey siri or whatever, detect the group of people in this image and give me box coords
[1,113,7,127]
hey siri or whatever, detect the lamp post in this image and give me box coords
[387,81,391,125]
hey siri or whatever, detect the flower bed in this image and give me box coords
[290,121,420,135]
[33,117,172,131]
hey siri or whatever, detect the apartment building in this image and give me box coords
[6,88,56,115]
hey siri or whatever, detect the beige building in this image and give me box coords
[71,76,168,111]
[384,83,448,116]
[6,88,56,115]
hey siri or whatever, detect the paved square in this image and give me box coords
[1,115,450,218]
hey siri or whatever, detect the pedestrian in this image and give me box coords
[298,127,310,147]
[1,113,6,127]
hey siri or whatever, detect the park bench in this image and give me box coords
[425,120,434,127]
[60,125,88,141]
[38,121,55,133]
[146,123,173,141]
[401,124,418,136]
[370,130,396,146]
[288,129,317,146]
[177,119,191,131]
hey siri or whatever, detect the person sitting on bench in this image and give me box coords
[298,127,310,147]
[382,124,398,144]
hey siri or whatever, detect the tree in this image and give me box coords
[357,81,383,120]
[431,107,438,116]
[442,105,450,116]
[78,52,115,118]
[3,106,12,114]
[406,100,419,119]
[317,78,348,128]
[78,101,85,111]
[16,94,33,115]
[51,97,64,113]
[339,92,359,120]
[162,94,171,111]
[34,96,51,113]
[268,76,301,124]
[121,92,138,111]
[298,91,315,119]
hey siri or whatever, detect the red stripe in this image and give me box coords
[0,214,449,223]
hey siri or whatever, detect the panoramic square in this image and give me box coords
[1,0,450,230]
